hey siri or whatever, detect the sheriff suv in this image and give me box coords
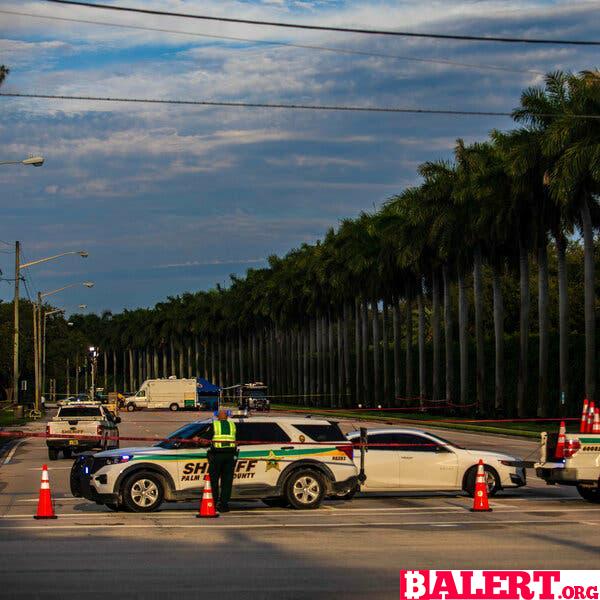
[70,416,358,512]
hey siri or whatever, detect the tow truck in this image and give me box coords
[535,428,600,502]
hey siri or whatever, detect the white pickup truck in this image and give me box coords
[535,430,600,502]
[46,403,120,460]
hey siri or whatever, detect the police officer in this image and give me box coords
[207,409,237,513]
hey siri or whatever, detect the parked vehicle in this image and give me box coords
[343,427,525,497]
[70,416,357,512]
[47,402,120,460]
[535,429,600,502]
[236,382,270,412]
[124,378,201,412]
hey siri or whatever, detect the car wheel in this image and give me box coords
[126,403,136,412]
[169,403,179,412]
[577,484,600,503]
[122,472,164,513]
[262,497,289,508]
[48,448,59,461]
[465,465,500,497]
[285,469,326,510]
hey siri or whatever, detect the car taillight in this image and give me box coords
[564,438,581,458]
[336,444,353,460]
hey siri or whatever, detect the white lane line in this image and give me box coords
[2,506,599,519]
[2,440,25,465]
[0,518,592,531]
[17,498,81,503]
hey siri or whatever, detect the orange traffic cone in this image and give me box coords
[33,464,57,520]
[555,421,566,460]
[470,459,492,512]
[196,473,219,518]
[593,407,600,434]
[587,401,596,433]
[580,399,589,433]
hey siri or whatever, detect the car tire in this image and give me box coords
[122,472,164,513]
[464,465,500,497]
[48,448,59,461]
[169,403,179,412]
[577,484,600,503]
[126,403,136,412]
[285,469,326,510]
[262,497,289,508]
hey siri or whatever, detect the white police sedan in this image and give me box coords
[346,427,525,497]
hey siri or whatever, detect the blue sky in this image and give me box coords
[0,0,598,313]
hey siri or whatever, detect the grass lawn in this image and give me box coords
[270,404,566,438]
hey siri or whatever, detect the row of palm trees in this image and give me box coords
[69,70,598,416]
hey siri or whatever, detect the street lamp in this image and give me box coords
[12,247,88,405]
[34,281,94,411]
[0,155,44,167]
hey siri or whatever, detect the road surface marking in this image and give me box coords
[2,440,25,465]
[0,518,593,531]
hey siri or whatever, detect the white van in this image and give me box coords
[125,378,198,412]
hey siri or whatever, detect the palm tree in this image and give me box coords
[515,70,600,405]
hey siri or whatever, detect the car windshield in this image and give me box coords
[155,421,212,449]
[59,407,102,417]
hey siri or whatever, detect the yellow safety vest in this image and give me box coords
[212,420,236,449]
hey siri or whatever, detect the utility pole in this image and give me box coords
[13,241,20,404]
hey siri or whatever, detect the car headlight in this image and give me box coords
[102,455,132,466]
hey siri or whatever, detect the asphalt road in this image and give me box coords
[1,410,598,600]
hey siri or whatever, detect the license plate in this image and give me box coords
[68,439,79,446]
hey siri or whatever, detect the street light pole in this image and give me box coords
[33,282,94,411]
[12,241,20,404]
[15,249,88,406]
[42,308,65,401]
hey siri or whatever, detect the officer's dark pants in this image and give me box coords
[208,448,236,506]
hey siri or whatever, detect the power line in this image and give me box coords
[3,92,600,119]
[46,0,600,46]
[0,9,543,75]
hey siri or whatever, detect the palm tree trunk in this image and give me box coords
[555,235,568,413]
[355,298,361,404]
[343,303,351,403]
[443,265,454,404]
[361,300,370,404]
[405,298,413,400]
[328,313,335,407]
[303,327,309,404]
[112,350,117,392]
[473,246,485,414]
[337,313,343,406]
[217,337,222,386]
[128,348,134,392]
[194,337,199,377]
[417,292,426,405]
[238,330,244,384]
[170,338,176,378]
[76,354,79,395]
[517,241,530,417]
[372,301,380,405]
[122,351,126,392]
[153,348,159,380]
[457,265,469,405]
[382,300,389,406]
[431,271,441,401]
[581,200,596,402]
[538,242,549,417]
[103,352,108,390]
[178,340,184,379]
[393,300,401,402]
[316,316,322,400]
[492,264,504,413]
[187,341,192,379]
